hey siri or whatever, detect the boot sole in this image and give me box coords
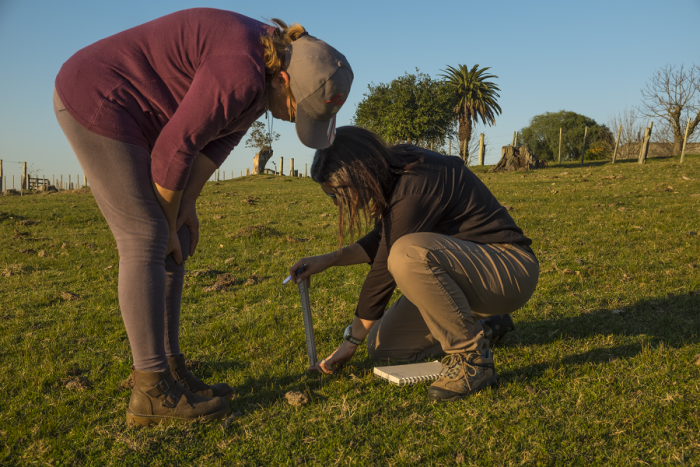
[428,375,499,403]
[126,404,231,427]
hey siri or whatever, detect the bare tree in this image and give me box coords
[638,64,700,154]
[608,107,645,159]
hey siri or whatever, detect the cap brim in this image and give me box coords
[295,104,336,149]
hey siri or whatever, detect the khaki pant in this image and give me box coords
[366,233,539,362]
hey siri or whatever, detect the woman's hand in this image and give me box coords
[309,340,358,374]
[176,197,199,256]
[289,254,334,285]
[166,229,183,265]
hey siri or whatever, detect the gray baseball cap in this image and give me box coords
[285,34,353,149]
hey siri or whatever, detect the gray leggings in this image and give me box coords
[54,89,188,372]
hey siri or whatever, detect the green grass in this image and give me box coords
[1,155,699,466]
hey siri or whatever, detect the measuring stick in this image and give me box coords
[297,278,317,366]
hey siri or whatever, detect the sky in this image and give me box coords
[0,0,698,185]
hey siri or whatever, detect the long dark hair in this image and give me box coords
[311,126,424,247]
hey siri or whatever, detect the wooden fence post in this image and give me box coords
[0,159,3,193]
[246,168,250,176]
[638,123,652,164]
[305,164,308,177]
[579,126,588,166]
[448,140,452,156]
[558,127,562,165]
[60,175,62,190]
[611,124,622,164]
[280,157,284,176]
[641,121,653,163]
[22,162,27,190]
[512,131,517,146]
[680,116,691,164]
[290,158,295,178]
[478,133,485,165]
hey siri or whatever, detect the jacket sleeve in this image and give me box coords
[200,130,247,167]
[150,55,264,190]
[355,219,382,263]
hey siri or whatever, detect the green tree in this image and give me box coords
[246,121,279,173]
[518,111,614,162]
[440,64,501,163]
[352,70,456,151]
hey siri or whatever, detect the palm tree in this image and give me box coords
[440,64,502,163]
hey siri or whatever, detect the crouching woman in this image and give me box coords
[289,127,539,402]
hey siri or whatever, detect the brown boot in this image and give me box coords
[168,354,235,401]
[427,349,499,402]
[126,368,230,427]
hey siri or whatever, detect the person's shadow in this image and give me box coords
[494,293,700,380]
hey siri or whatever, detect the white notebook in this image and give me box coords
[373,361,443,386]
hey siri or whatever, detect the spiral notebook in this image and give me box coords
[373,361,443,386]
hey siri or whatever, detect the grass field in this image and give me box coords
[1,155,699,466]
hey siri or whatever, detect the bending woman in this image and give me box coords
[54,8,353,425]
[289,127,538,402]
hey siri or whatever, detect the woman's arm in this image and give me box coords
[176,152,217,257]
[153,182,184,264]
[289,242,370,284]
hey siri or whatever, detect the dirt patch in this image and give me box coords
[215,273,236,287]
[240,196,259,206]
[61,291,80,301]
[65,376,92,391]
[245,274,263,286]
[16,220,39,226]
[286,235,314,243]
[285,391,309,406]
[19,249,36,254]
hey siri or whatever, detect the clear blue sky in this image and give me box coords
[0,0,698,184]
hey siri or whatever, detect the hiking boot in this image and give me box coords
[168,354,235,401]
[126,368,230,427]
[428,349,498,402]
[480,314,515,347]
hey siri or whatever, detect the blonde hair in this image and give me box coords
[261,19,306,116]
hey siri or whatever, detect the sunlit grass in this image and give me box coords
[1,155,699,465]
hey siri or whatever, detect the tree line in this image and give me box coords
[246,63,700,170]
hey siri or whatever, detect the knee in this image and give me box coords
[115,218,169,260]
[387,234,427,277]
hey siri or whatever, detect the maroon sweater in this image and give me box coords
[55,9,274,191]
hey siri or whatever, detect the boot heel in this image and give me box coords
[126,409,160,427]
